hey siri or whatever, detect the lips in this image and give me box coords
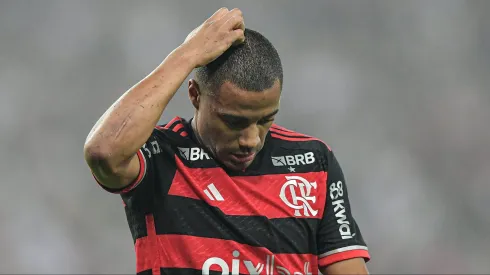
[230,152,256,163]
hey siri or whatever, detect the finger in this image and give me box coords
[216,8,242,27]
[229,11,245,31]
[237,17,245,31]
[221,14,245,32]
[206,7,229,22]
[231,28,245,46]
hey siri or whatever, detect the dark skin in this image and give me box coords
[188,79,281,171]
[321,258,369,275]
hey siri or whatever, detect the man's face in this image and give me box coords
[190,80,281,171]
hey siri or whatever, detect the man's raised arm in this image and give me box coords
[83,7,245,190]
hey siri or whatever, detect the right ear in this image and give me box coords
[188,79,201,110]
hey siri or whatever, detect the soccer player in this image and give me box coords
[84,7,370,275]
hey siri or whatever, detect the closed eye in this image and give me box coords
[258,118,275,125]
[221,116,249,130]
[219,110,278,129]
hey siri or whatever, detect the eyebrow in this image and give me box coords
[218,109,279,122]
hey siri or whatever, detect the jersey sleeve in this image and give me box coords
[93,129,170,196]
[317,150,370,268]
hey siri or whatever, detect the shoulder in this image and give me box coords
[268,124,332,152]
[266,124,333,170]
[139,116,195,159]
[155,116,189,137]
[152,116,193,145]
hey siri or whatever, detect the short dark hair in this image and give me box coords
[195,28,283,95]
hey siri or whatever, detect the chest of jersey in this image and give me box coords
[168,156,327,220]
[150,151,326,274]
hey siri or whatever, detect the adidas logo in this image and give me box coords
[203,183,224,201]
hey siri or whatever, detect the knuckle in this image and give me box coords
[231,15,242,25]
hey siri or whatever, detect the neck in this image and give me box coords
[191,116,224,166]
[191,116,205,148]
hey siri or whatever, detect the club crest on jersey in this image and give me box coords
[178,147,211,161]
[279,176,318,217]
[271,152,315,167]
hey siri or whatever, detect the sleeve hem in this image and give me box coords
[318,248,370,267]
[93,149,147,194]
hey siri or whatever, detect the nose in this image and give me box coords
[238,125,261,151]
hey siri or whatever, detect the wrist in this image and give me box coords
[168,44,199,70]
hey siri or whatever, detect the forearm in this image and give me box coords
[84,46,195,167]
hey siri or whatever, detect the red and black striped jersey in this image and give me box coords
[95,117,370,275]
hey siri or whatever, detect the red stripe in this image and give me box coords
[157,125,189,138]
[271,133,318,142]
[270,126,332,151]
[168,156,327,219]
[270,133,332,151]
[271,124,294,132]
[270,127,311,138]
[318,249,370,267]
[172,123,184,132]
[135,233,319,274]
[93,149,146,194]
[135,215,161,275]
[163,117,180,129]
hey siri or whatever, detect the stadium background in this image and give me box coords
[1,0,489,273]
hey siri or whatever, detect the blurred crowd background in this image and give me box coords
[1,0,489,273]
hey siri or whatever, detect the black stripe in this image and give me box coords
[137,269,153,275]
[121,141,178,242]
[153,195,319,254]
[174,126,188,136]
[269,129,312,139]
[164,119,181,131]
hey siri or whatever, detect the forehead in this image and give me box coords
[210,80,281,116]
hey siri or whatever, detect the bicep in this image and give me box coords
[320,258,369,275]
